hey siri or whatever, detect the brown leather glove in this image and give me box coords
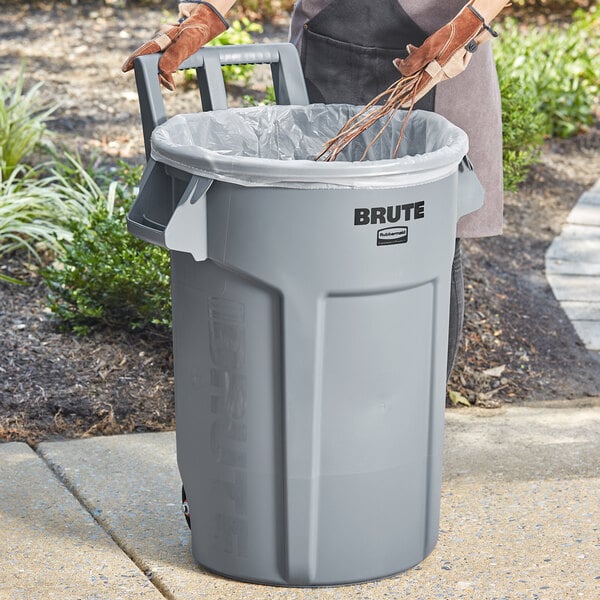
[392,0,509,107]
[122,1,229,91]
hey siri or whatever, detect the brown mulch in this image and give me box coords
[1,256,175,446]
[452,125,600,407]
[1,1,600,446]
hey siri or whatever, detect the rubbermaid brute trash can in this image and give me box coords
[127,44,483,587]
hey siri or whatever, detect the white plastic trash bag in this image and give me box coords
[151,104,469,189]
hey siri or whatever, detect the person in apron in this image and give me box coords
[123,0,504,378]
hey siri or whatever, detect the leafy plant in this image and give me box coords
[0,158,99,261]
[0,71,102,265]
[0,66,57,178]
[495,8,600,139]
[243,84,276,107]
[496,66,546,190]
[0,272,29,285]
[234,0,295,20]
[493,6,599,187]
[0,166,59,258]
[42,162,172,335]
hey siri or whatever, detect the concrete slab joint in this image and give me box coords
[0,442,164,599]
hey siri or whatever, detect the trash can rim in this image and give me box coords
[150,105,470,190]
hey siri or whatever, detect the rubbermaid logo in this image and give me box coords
[377,226,408,246]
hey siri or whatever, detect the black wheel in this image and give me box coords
[182,485,191,529]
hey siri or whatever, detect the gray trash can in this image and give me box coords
[127,44,483,587]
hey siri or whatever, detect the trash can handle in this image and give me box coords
[457,155,484,219]
[127,160,213,261]
[164,174,213,261]
[133,43,310,159]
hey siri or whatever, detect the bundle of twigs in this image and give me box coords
[315,74,423,162]
[316,0,511,162]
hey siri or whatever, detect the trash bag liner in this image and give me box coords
[151,104,469,189]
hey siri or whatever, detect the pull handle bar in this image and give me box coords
[133,43,310,158]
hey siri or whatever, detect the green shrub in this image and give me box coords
[494,6,599,187]
[495,8,600,139]
[42,162,172,335]
[0,71,104,263]
[0,157,100,261]
[0,165,64,258]
[497,67,546,190]
[243,84,276,106]
[0,66,56,178]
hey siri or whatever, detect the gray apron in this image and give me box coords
[300,0,435,110]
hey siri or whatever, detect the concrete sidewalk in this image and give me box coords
[2,400,599,600]
[546,178,600,356]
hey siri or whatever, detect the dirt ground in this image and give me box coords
[1,1,600,446]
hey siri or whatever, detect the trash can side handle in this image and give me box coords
[127,161,213,261]
[127,159,170,248]
[164,175,213,261]
[457,155,484,219]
